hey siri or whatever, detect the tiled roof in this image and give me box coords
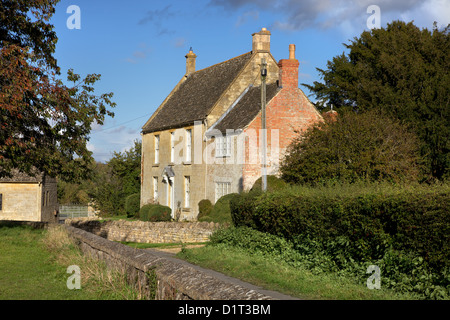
[211,82,280,135]
[0,168,43,183]
[142,52,253,133]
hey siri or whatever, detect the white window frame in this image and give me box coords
[215,135,232,157]
[185,129,192,163]
[154,135,160,164]
[170,131,175,163]
[153,177,158,201]
[215,181,231,202]
[184,176,190,208]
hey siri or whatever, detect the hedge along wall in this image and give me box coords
[65,219,220,244]
[230,184,450,271]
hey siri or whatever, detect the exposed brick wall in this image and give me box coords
[242,66,322,190]
[278,59,299,89]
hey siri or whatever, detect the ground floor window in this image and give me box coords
[153,177,158,201]
[0,193,2,211]
[184,176,190,208]
[215,182,231,202]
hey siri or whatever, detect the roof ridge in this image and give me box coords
[191,51,252,75]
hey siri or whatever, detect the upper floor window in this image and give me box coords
[170,131,175,163]
[185,129,192,163]
[154,135,160,163]
[215,136,232,157]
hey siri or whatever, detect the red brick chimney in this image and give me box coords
[278,44,299,89]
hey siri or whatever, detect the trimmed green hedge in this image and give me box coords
[125,193,140,218]
[230,183,450,271]
[199,193,239,224]
[139,204,172,222]
[197,199,213,220]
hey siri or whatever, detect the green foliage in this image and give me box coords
[280,110,423,185]
[229,191,260,229]
[231,182,450,274]
[250,175,288,193]
[0,1,116,181]
[107,140,142,196]
[58,141,142,217]
[197,199,213,220]
[304,21,450,180]
[139,204,172,222]
[210,226,448,299]
[199,193,239,224]
[125,193,140,218]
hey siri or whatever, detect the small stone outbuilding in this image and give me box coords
[0,169,59,223]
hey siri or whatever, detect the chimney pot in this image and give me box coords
[289,44,296,60]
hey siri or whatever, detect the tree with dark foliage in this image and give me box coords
[0,0,115,181]
[303,21,449,180]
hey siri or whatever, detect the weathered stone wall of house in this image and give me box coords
[65,224,275,300]
[205,135,245,202]
[0,183,42,222]
[141,123,207,221]
[206,52,279,129]
[65,218,219,244]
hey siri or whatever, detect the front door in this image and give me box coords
[167,177,174,218]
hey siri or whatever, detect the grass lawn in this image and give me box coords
[0,223,92,299]
[177,244,418,300]
[0,223,139,300]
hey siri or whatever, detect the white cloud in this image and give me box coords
[210,0,448,33]
[88,125,141,162]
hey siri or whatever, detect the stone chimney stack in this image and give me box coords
[252,27,271,53]
[278,44,299,89]
[185,47,197,75]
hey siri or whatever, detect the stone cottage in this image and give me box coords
[140,28,322,220]
[0,169,59,223]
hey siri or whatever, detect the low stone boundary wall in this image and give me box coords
[65,225,274,300]
[65,218,219,243]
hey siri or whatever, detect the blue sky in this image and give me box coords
[49,0,449,162]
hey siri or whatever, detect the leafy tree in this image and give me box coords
[107,140,142,196]
[303,21,449,180]
[57,141,142,216]
[0,0,115,181]
[0,0,60,71]
[280,110,423,185]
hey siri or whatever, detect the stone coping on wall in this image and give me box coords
[64,225,298,300]
[65,218,221,244]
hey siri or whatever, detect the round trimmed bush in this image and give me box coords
[199,193,239,224]
[139,204,172,222]
[250,175,287,194]
[197,199,213,220]
[125,193,140,218]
